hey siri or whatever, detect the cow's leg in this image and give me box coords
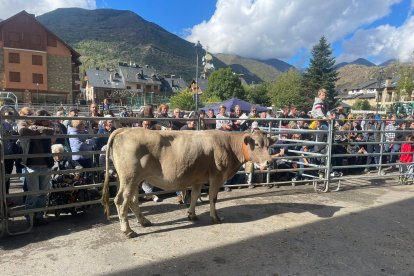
[187,185,202,221]
[209,180,222,224]
[114,178,136,238]
[129,186,152,227]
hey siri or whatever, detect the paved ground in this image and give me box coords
[1,177,414,276]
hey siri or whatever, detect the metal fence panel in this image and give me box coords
[0,112,409,236]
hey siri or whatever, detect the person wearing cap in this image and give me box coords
[216,105,232,131]
[180,115,197,130]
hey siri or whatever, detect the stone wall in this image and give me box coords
[47,55,72,94]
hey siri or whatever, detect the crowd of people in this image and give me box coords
[3,90,414,225]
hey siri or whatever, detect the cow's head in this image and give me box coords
[242,130,277,168]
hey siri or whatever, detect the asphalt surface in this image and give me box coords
[1,177,414,276]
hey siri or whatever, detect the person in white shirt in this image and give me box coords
[216,105,232,131]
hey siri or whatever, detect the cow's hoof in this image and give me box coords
[188,214,198,221]
[124,230,138,239]
[139,218,152,227]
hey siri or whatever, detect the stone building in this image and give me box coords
[336,77,402,110]
[84,62,187,106]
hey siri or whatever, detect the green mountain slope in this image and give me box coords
[37,8,199,80]
[214,53,286,83]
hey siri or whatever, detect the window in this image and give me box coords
[33,73,43,84]
[153,85,159,91]
[32,55,43,65]
[8,53,20,63]
[145,85,151,92]
[126,86,131,89]
[136,84,141,89]
[9,72,20,82]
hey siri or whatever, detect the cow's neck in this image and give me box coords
[229,133,248,164]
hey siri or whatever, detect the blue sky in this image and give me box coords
[1,0,414,67]
[96,0,217,38]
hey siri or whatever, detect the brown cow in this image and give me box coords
[102,128,275,238]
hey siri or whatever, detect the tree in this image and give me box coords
[246,82,272,106]
[302,36,339,109]
[170,89,198,111]
[202,95,221,105]
[203,67,246,100]
[268,69,305,109]
[352,99,373,111]
[396,67,414,101]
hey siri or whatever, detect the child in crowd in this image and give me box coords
[399,134,414,185]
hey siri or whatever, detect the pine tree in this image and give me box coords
[302,36,339,109]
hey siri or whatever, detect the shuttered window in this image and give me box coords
[9,53,20,63]
[32,55,43,65]
[9,72,21,82]
[33,73,43,84]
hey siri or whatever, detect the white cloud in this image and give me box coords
[186,0,402,63]
[0,0,96,20]
[340,16,414,63]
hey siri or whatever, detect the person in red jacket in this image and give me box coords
[399,134,414,185]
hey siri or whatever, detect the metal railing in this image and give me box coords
[0,112,410,237]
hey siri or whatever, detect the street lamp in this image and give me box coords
[194,41,202,112]
[36,82,39,105]
[376,69,384,114]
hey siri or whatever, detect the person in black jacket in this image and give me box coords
[18,109,55,224]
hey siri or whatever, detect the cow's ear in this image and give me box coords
[268,135,278,145]
[243,134,252,145]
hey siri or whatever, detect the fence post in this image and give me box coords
[197,114,201,131]
[0,111,7,237]
[378,121,385,175]
[324,120,334,191]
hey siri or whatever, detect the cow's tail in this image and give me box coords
[101,129,118,220]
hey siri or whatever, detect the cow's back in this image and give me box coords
[110,129,239,190]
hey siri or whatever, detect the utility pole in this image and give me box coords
[194,41,202,112]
